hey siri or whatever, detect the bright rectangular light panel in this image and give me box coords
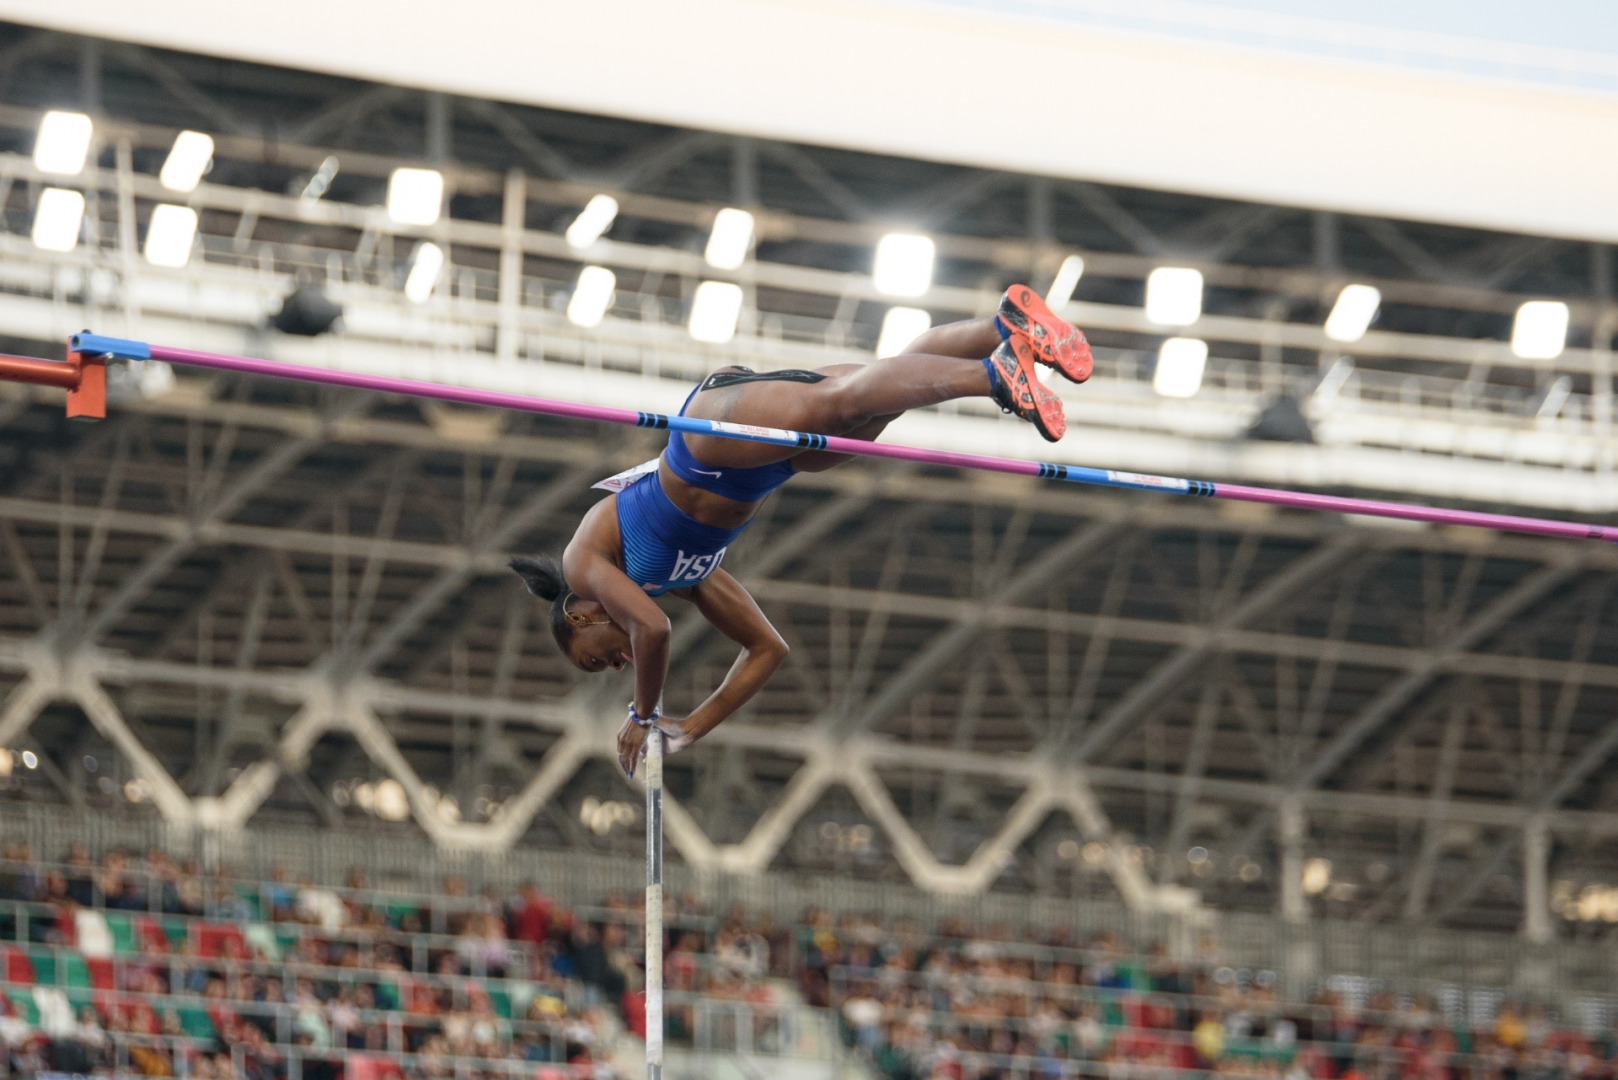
[689,280,744,344]
[386,167,443,226]
[566,194,619,249]
[160,131,214,192]
[1045,255,1085,309]
[567,265,617,327]
[873,233,934,297]
[876,306,932,358]
[1324,284,1380,342]
[31,187,85,252]
[1512,300,1569,360]
[1154,337,1209,398]
[35,111,92,176]
[144,204,199,268]
[705,207,755,270]
[1145,267,1203,326]
[404,241,445,304]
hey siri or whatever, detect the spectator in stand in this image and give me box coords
[296,875,345,931]
[572,922,626,1007]
[511,880,554,949]
[263,864,296,920]
[456,910,514,977]
[0,842,39,901]
[63,842,96,905]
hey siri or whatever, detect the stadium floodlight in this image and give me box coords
[1045,255,1085,309]
[567,265,616,328]
[386,167,443,226]
[689,280,744,344]
[1512,300,1570,360]
[159,130,214,192]
[566,194,619,249]
[705,207,755,271]
[876,306,932,358]
[873,233,935,297]
[1324,284,1380,343]
[34,111,93,175]
[1154,337,1208,398]
[30,187,85,252]
[404,241,444,304]
[143,204,199,268]
[1145,267,1203,326]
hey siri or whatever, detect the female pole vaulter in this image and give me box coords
[510,287,1091,777]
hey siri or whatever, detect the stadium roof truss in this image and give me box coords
[0,26,1616,938]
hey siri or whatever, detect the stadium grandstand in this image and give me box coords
[0,3,1617,1077]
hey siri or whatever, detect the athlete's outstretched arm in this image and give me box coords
[616,568,787,777]
[566,548,672,723]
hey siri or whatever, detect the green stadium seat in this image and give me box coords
[61,952,90,989]
[374,980,401,1011]
[105,914,136,954]
[25,947,55,986]
[177,1005,216,1040]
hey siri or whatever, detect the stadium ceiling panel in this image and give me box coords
[5,0,1618,242]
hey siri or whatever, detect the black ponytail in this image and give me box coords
[508,555,576,652]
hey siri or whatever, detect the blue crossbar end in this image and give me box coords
[69,333,151,360]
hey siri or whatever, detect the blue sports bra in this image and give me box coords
[663,369,824,502]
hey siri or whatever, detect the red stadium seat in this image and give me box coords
[194,921,246,960]
[85,957,115,991]
[2,946,35,985]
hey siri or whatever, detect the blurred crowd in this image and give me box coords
[802,912,1618,1079]
[0,841,1614,1080]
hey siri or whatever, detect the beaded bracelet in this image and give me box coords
[627,702,661,728]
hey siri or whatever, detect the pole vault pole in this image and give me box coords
[643,730,665,1080]
[27,333,1618,544]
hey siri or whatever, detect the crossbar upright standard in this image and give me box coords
[644,730,665,1080]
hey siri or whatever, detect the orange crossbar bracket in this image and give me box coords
[0,343,105,420]
[65,347,105,421]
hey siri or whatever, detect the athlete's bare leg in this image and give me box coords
[680,351,989,469]
[680,315,1003,468]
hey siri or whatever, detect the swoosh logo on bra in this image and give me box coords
[689,467,723,477]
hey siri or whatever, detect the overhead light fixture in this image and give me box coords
[1512,300,1569,360]
[873,233,935,297]
[272,282,343,336]
[704,207,755,271]
[159,130,214,192]
[386,167,444,226]
[1324,284,1380,343]
[566,194,619,249]
[689,280,744,344]
[144,204,199,268]
[876,306,932,358]
[404,241,444,304]
[31,187,85,252]
[1145,267,1203,326]
[301,156,339,202]
[1154,337,1208,398]
[567,265,616,328]
[34,111,93,176]
[1045,255,1085,309]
